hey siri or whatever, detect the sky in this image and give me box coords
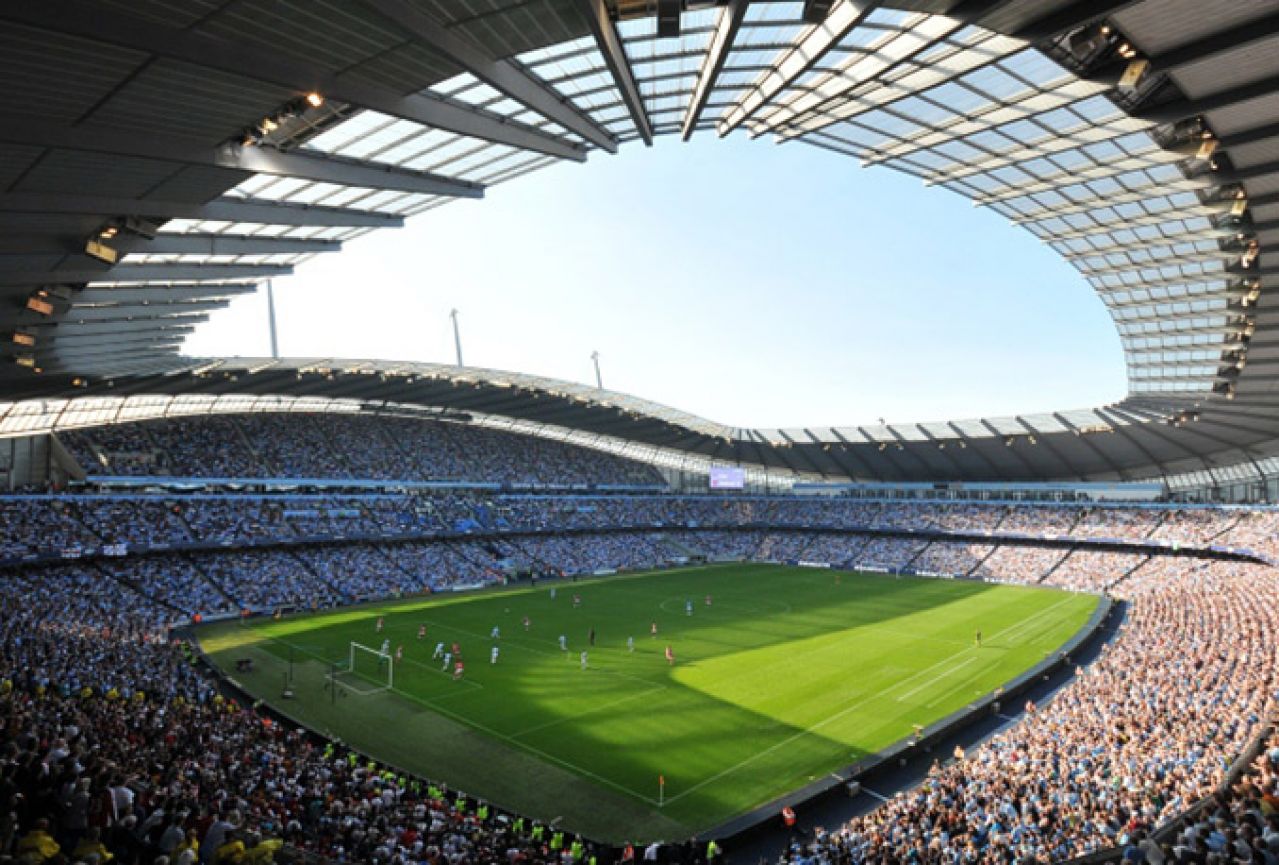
[183,133,1126,430]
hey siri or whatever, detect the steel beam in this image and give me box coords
[2,236,330,270]
[717,0,879,135]
[361,0,616,152]
[1139,10,1279,73]
[0,193,404,228]
[113,235,339,256]
[1134,73,1279,125]
[43,312,213,330]
[0,0,587,162]
[1203,159,1279,186]
[42,344,181,364]
[1010,0,1139,42]
[33,320,205,338]
[28,327,196,345]
[0,118,483,198]
[576,0,653,146]
[30,333,185,354]
[73,284,258,304]
[1219,121,1279,151]
[0,263,292,286]
[59,300,230,323]
[42,356,186,376]
[682,0,750,141]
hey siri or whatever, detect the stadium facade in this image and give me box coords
[1,0,1278,493]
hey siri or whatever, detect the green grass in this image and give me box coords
[197,563,1097,841]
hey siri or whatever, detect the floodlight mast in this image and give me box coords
[591,350,603,389]
[450,308,463,367]
[266,279,279,359]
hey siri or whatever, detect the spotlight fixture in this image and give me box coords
[1118,57,1149,89]
[25,292,55,316]
[305,92,324,108]
[1241,240,1260,268]
[85,238,119,264]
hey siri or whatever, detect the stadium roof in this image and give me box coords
[1,0,1278,484]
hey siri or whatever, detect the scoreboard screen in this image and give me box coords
[709,466,746,490]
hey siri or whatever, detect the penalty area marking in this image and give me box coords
[247,629,662,807]
[327,672,389,697]
[412,617,661,689]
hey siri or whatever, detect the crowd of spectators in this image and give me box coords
[61,414,663,487]
[9,494,1279,570]
[195,550,343,612]
[0,500,101,560]
[376,541,495,589]
[753,532,856,564]
[0,562,591,865]
[912,542,995,577]
[1045,549,1151,592]
[1070,507,1164,541]
[290,544,421,601]
[9,492,1279,625]
[502,532,670,576]
[977,545,1071,585]
[783,557,1279,863]
[857,537,931,571]
[72,501,194,549]
[0,529,1208,626]
[96,557,231,620]
[3,491,1279,864]
[1138,724,1279,864]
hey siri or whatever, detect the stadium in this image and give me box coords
[2,0,1279,863]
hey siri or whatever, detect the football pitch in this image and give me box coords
[197,563,1098,841]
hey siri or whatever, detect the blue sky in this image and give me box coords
[184,133,1125,429]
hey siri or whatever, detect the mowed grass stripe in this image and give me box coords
[246,629,668,806]
[198,564,1097,841]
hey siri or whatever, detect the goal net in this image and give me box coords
[334,642,394,694]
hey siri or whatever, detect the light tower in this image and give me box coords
[450,308,463,367]
[266,279,279,359]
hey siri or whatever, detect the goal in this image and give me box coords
[339,641,394,694]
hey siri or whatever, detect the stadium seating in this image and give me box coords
[5,424,1279,863]
[60,413,664,487]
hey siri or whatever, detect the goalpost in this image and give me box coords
[333,641,394,694]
